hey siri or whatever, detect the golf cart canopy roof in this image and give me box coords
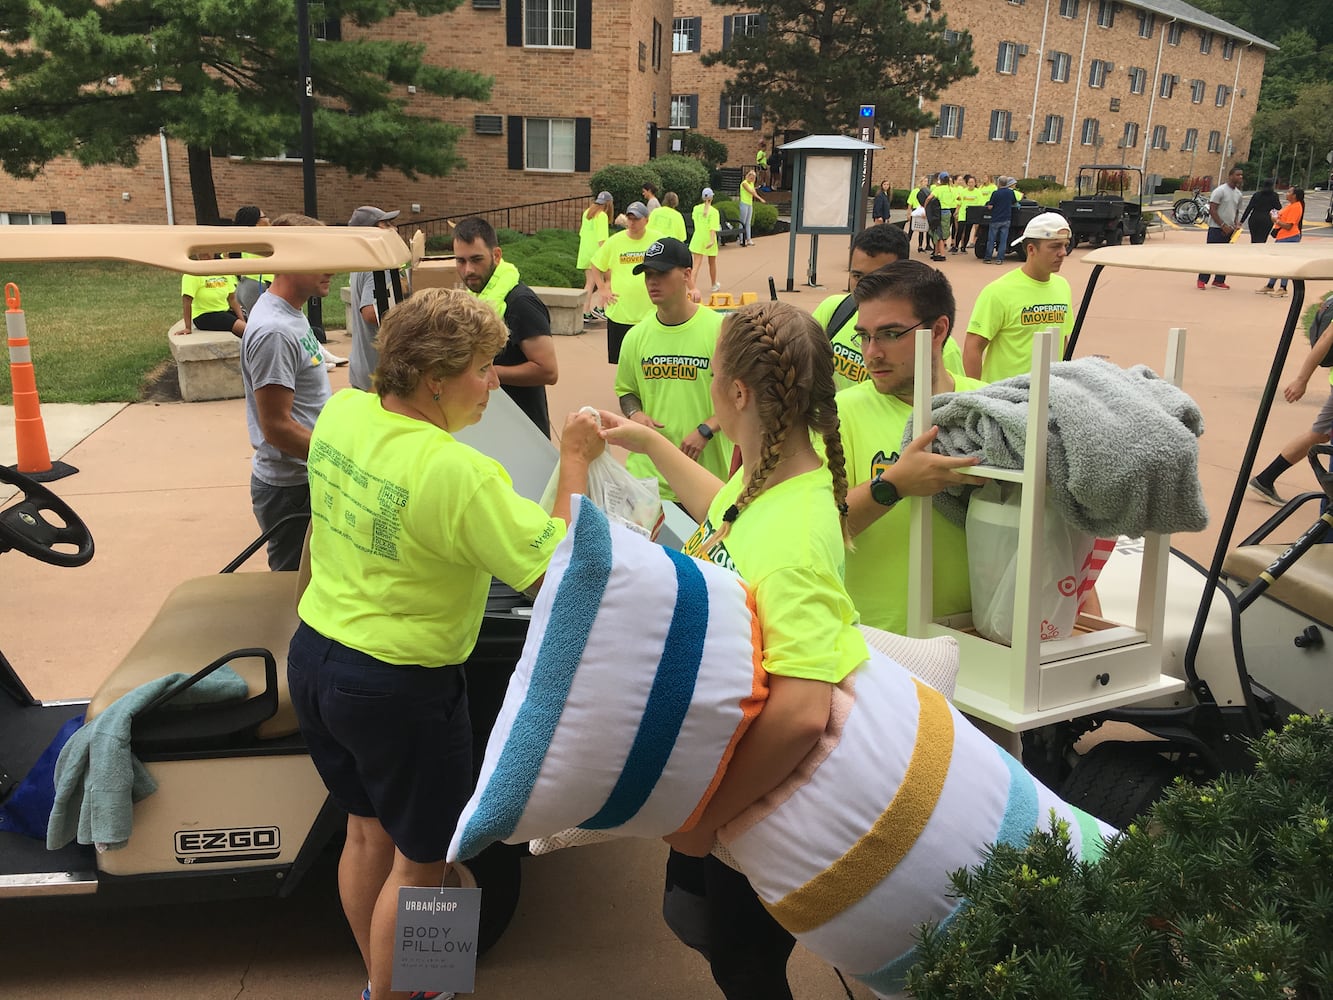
[1085,243,1333,281]
[0,224,413,275]
[1077,164,1143,172]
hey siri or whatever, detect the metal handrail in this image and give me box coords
[398,194,592,245]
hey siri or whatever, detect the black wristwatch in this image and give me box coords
[869,471,901,508]
[697,423,715,440]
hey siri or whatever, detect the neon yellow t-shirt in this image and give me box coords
[614,306,732,500]
[577,210,610,269]
[977,184,997,203]
[812,292,964,394]
[681,465,868,683]
[689,204,721,256]
[955,187,982,222]
[648,206,687,242]
[965,268,1073,382]
[591,230,658,326]
[181,273,238,317]
[934,184,959,211]
[740,184,754,206]
[240,252,273,284]
[299,390,566,666]
[837,374,986,634]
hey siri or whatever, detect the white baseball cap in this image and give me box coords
[1011,211,1072,246]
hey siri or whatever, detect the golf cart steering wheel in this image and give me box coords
[0,465,94,567]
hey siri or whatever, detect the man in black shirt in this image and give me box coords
[452,216,559,437]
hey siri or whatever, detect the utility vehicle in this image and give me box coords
[1059,164,1150,249]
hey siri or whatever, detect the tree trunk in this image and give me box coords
[187,144,221,225]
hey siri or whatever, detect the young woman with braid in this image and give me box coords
[600,300,867,1000]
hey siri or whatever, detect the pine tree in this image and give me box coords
[0,0,491,223]
[701,0,977,139]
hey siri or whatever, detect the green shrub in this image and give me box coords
[891,188,911,209]
[678,131,729,171]
[1155,176,1183,195]
[752,203,779,234]
[906,713,1333,999]
[1015,177,1065,194]
[589,164,661,218]
[1031,187,1072,208]
[648,154,710,212]
[713,199,741,224]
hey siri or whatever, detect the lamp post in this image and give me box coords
[295,0,325,339]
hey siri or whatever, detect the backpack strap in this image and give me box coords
[827,294,857,342]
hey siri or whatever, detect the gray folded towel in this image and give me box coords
[905,357,1208,537]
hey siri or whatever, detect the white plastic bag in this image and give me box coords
[965,482,1095,645]
[541,409,664,540]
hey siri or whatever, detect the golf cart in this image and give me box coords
[1059,164,1150,249]
[965,198,1045,261]
[0,225,667,951]
[916,242,1333,827]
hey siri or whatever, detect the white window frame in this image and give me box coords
[669,95,696,129]
[1080,118,1100,146]
[524,0,575,48]
[1215,84,1229,107]
[1190,79,1205,103]
[1151,125,1167,149]
[1182,128,1198,152]
[1058,0,1079,18]
[1137,11,1154,38]
[1122,122,1139,148]
[731,13,762,38]
[1096,0,1115,28]
[0,212,53,225]
[938,104,962,138]
[997,41,1018,75]
[524,117,576,171]
[989,109,1013,142]
[1128,67,1146,95]
[1159,73,1176,99]
[1167,22,1183,46]
[1207,130,1222,153]
[1199,30,1213,54]
[1222,38,1236,60]
[727,93,756,130]
[1051,51,1071,83]
[1088,59,1108,88]
[1040,114,1064,144]
[672,17,698,53]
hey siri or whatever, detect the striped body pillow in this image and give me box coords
[448,497,767,863]
[724,656,1114,998]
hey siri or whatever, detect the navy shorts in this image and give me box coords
[287,621,472,863]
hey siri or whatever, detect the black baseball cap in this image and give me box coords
[633,237,693,274]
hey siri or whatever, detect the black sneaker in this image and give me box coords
[1248,477,1286,507]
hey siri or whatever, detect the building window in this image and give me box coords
[726,93,757,129]
[1128,67,1146,94]
[1039,115,1064,144]
[1096,0,1115,28]
[1151,125,1168,149]
[1121,122,1139,148]
[525,117,576,171]
[1222,38,1236,60]
[669,95,698,129]
[1088,59,1109,88]
[1190,78,1205,103]
[1137,11,1154,38]
[731,13,761,38]
[672,16,700,53]
[1050,50,1071,83]
[1059,0,1079,17]
[937,104,963,138]
[1167,22,1183,45]
[1159,73,1176,99]
[1081,118,1100,146]
[1182,128,1198,152]
[0,212,53,225]
[1207,130,1221,153]
[525,0,575,47]
[997,41,1019,75]
[1199,30,1212,54]
[989,109,1016,142]
[1215,84,1230,107]
[652,19,662,71]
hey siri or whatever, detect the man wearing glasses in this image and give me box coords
[837,260,985,633]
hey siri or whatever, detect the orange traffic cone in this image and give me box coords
[6,283,76,482]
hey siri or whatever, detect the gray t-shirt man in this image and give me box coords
[1207,182,1244,230]
[242,291,331,487]
[347,269,398,391]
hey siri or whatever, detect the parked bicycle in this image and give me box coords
[1172,190,1212,225]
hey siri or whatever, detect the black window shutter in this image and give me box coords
[757,14,767,34]
[575,0,592,49]
[956,107,965,138]
[575,117,591,172]
[688,94,699,127]
[750,100,763,129]
[507,115,524,169]
[722,16,732,49]
[506,0,521,46]
[718,94,730,129]
[690,17,701,52]
[996,43,1004,72]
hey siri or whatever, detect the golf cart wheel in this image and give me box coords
[1059,741,1181,829]
[1130,228,1147,245]
[1067,234,1079,253]
[973,228,988,259]
[455,841,523,954]
[1013,241,1028,262]
[1108,225,1124,246]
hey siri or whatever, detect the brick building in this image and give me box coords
[670,0,1273,191]
[0,0,1272,226]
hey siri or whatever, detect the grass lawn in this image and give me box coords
[0,262,350,405]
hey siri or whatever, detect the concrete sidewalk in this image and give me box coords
[3,223,1332,998]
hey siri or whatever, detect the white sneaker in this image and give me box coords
[711,282,721,293]
[325,361,337,372]
[321,347,349,366]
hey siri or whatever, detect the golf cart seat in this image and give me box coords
[1223,544,1333,627]
[85,568,305,742]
